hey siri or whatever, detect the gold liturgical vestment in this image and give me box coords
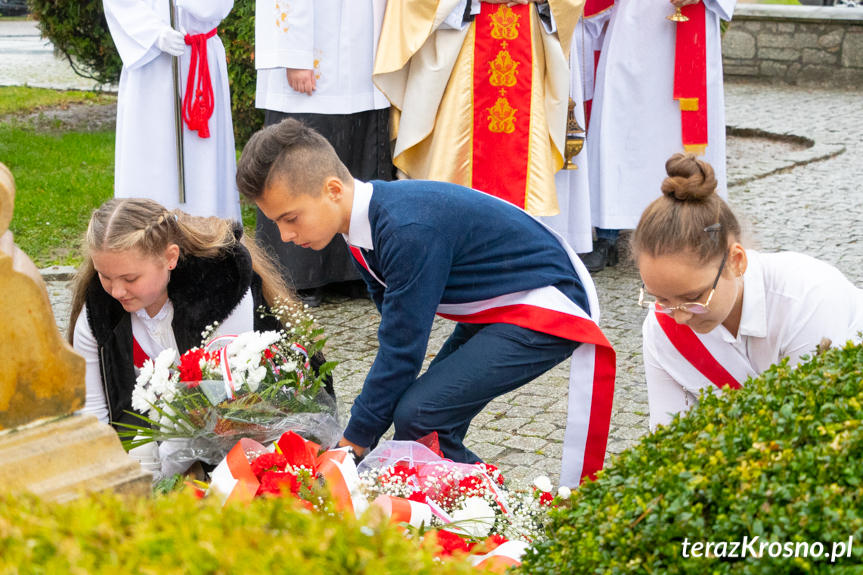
[374,0,582,217]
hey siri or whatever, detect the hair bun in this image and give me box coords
[660,152,717,202]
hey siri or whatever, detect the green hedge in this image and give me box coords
[520,341,863,574]
[28,0,262,147]
[0,489,478,574]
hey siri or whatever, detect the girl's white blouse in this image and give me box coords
[642,250,863,430]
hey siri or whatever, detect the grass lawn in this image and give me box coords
[1,86,255,267]
[0,85,115,116]
[2,124,115,265]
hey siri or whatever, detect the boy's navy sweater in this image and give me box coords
[344,179,590,447]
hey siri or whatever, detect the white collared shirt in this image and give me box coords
[342,178,375,250]
[643,250,863,429]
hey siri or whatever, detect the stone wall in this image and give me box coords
[723,5,863,87]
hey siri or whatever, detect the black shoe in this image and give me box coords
[296,287,324,308]
[579,238,618,273]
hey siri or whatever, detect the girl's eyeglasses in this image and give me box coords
[638,250,729,315]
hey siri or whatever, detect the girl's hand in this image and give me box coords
[286,68,316,95]
[670,0,700,7]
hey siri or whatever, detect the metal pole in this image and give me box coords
[169,0,186,204]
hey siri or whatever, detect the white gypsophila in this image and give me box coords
[449,496,496,538]
[533,475,553,493]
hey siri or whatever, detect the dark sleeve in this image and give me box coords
[343,223,453,447]
[354,265,385,313]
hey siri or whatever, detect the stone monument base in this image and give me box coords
[0,414,151,502]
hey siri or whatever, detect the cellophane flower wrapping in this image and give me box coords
[119,302,340,478]
[356,440,552,547]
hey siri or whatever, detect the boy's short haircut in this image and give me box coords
[236,118,351,200]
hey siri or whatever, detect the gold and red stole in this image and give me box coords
[471,4,533,208]
[673,2,708,154]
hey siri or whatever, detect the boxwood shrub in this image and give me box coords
[0,489,477,574]
[28,0,262,147]
[520,341,863,574]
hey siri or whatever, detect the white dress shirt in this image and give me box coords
[643,250,863,429]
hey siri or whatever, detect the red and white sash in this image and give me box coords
[655,311,741,390]
[349,213,616,487]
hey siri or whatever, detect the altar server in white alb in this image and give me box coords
[584,0,734,270]
[541,2,613,255]
[253,0,392,305]
[633,154,863,430]
[103,0,241,220]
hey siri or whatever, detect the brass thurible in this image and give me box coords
[563,99,585,170]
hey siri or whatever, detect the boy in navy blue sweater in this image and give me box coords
[237,119,615,486]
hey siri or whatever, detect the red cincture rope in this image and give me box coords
[182,27,217,139]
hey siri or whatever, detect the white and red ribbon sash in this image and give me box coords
[655,311,742,390]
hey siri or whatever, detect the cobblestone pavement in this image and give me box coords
[36,81,863,486]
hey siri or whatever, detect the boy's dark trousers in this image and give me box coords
[391,322,578,463]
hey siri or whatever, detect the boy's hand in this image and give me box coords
[286,68,316,95]
[338,437,368,458]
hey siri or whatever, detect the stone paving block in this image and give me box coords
[517,422,558,438]
[502,435,548,453]
[472,442,507,462]
[465,428,505,445]
[486,417,531,433]
[498,450,545,468]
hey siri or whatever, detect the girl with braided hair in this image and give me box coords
[68,198,332,430]
[633,154,863,430]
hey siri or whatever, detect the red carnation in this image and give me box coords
[407,491,427,503]
[481,533,508,553]
[434,529,476,557]
[477,463,505,486]
[178,348,205,383]
[537,490,554,506]
[458,475,484,494]
[250,452,288,479]
[256,471,301,496]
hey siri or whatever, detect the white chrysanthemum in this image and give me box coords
[533,475,552,493]
[449,496,496,538]
[557,486,572,499]
[245,365,267,391]
[280,360,297,373]
[135,359,155,389]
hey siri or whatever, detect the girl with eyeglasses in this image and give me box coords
[632,153,863,429]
